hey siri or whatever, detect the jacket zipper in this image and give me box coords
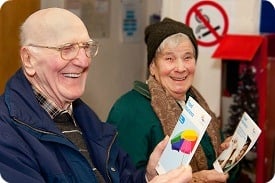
[13,117,82,149]
[105,131,118,183]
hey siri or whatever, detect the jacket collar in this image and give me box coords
[133,80,151,99]
[5,69,58,132]
[4,69,117,147]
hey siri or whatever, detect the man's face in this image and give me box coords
[21,9,93,108]
[30,40,91,105]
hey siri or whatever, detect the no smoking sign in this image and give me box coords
[186,1,229,47]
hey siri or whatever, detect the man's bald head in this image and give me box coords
[20,8,90,46]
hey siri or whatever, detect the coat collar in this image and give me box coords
[4,69,117,147]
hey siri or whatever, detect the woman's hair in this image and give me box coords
[145,18,198,66]
[155,33,196,58]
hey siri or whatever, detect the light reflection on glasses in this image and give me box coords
[27,40,99,60]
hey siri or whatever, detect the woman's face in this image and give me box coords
[150,38,196,101]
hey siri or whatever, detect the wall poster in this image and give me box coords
[65,0,110,38]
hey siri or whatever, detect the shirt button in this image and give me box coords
[110,167,116,172]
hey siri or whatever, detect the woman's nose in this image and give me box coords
[174,59,186,72]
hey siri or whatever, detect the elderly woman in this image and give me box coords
[107,18,236,182]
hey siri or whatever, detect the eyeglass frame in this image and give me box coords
[27,39,99,60]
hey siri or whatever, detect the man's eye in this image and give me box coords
[62,45,76,53]
[80,43,90,49]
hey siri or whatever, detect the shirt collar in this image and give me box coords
[32,87,72,119]
[177,95,187,109]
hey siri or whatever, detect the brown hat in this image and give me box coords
[145,17,198,66]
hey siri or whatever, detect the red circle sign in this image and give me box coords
[186,1,229,47]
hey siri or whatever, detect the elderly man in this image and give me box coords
[0,8,192,183]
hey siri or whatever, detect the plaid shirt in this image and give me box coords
[33,88,72,119]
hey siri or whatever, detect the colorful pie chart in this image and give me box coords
[171,129,198,154]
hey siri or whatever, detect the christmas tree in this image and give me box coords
[225,64,259,136]
[224,63,259,183]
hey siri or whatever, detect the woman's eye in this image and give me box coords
[184,56,191,60]
[165,57,173,61]
[183,54,194,61]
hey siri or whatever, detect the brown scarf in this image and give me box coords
[148,75,182,136]
[147,75,221,173]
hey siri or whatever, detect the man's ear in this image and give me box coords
[20,47,35,76]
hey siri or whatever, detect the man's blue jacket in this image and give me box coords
[0,69,145,183]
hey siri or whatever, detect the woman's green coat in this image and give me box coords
[107,81,239,182]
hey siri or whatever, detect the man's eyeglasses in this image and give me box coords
[27,40,99,60]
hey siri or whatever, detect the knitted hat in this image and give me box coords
[145,17,198,66]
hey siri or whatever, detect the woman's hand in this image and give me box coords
[192,169,229,183]
[218,136,232,155]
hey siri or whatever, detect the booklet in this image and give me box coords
[156,96,211,174]
[267,174,275,183]
[213,112,262,173]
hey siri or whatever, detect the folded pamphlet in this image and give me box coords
[156,96,211,174]
[213,112,261,173]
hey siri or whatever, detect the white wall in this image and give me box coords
[84,1,150,121]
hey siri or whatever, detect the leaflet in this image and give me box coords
[213,112,261,173]
[156,96,211,174]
